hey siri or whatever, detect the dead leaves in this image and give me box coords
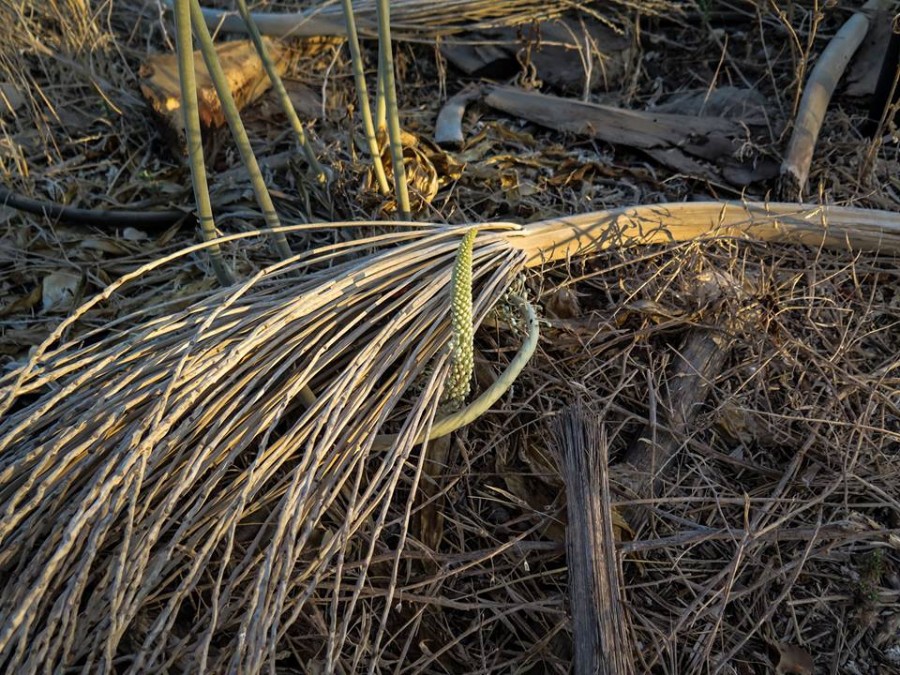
[370,129,463,215]
[772,642,815,675]
[0,284,41,319]
[0,218,203,366]
[0,270,82,319]
[0,269,82,364]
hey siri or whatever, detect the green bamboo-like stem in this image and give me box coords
[234,0,327,185]
[188,0,292,259]
[340,0,390,194]
[375,47,387,132]
[374,0,412,220]
[173,0,235,286]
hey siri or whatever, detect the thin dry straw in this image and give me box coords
[188,0,659,39]
[2,201,899,420]
[179,0,318,406]
[0,223,524,673]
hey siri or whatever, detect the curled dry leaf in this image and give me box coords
[376,129,462,214]
[79,238,132,256]
[618,299,688,325]
[0,284,42,318]
[41,270,83,313]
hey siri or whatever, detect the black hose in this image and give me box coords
[0,183,190,230]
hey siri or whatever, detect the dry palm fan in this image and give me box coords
[1,201,900,672]
[188,0,676,39]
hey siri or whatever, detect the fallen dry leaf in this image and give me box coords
[774,642,814,675]
[79,238,132,256]
[41,270,83,313]
[374,129,461,214]
[0,284,42,318]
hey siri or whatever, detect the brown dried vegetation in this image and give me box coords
[0,1,898,673]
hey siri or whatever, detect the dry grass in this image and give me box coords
[1,1,899,673]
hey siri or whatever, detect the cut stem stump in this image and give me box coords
[555,406,634,675]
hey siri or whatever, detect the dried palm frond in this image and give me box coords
[0,220,524,673]
[190,0,677,40]
[1,202,899,673]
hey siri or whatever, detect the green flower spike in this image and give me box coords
[444,228,477,410]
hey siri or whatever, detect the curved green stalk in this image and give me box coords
[173,0,234,286]
[373,295,538,450]
[188,0,292,260]
[340,0,390,194]
[234,0,327,185]
[374,0,412,220]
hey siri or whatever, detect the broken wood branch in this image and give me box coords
[484,85,778,185]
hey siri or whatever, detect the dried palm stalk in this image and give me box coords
[0,201,899,673]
